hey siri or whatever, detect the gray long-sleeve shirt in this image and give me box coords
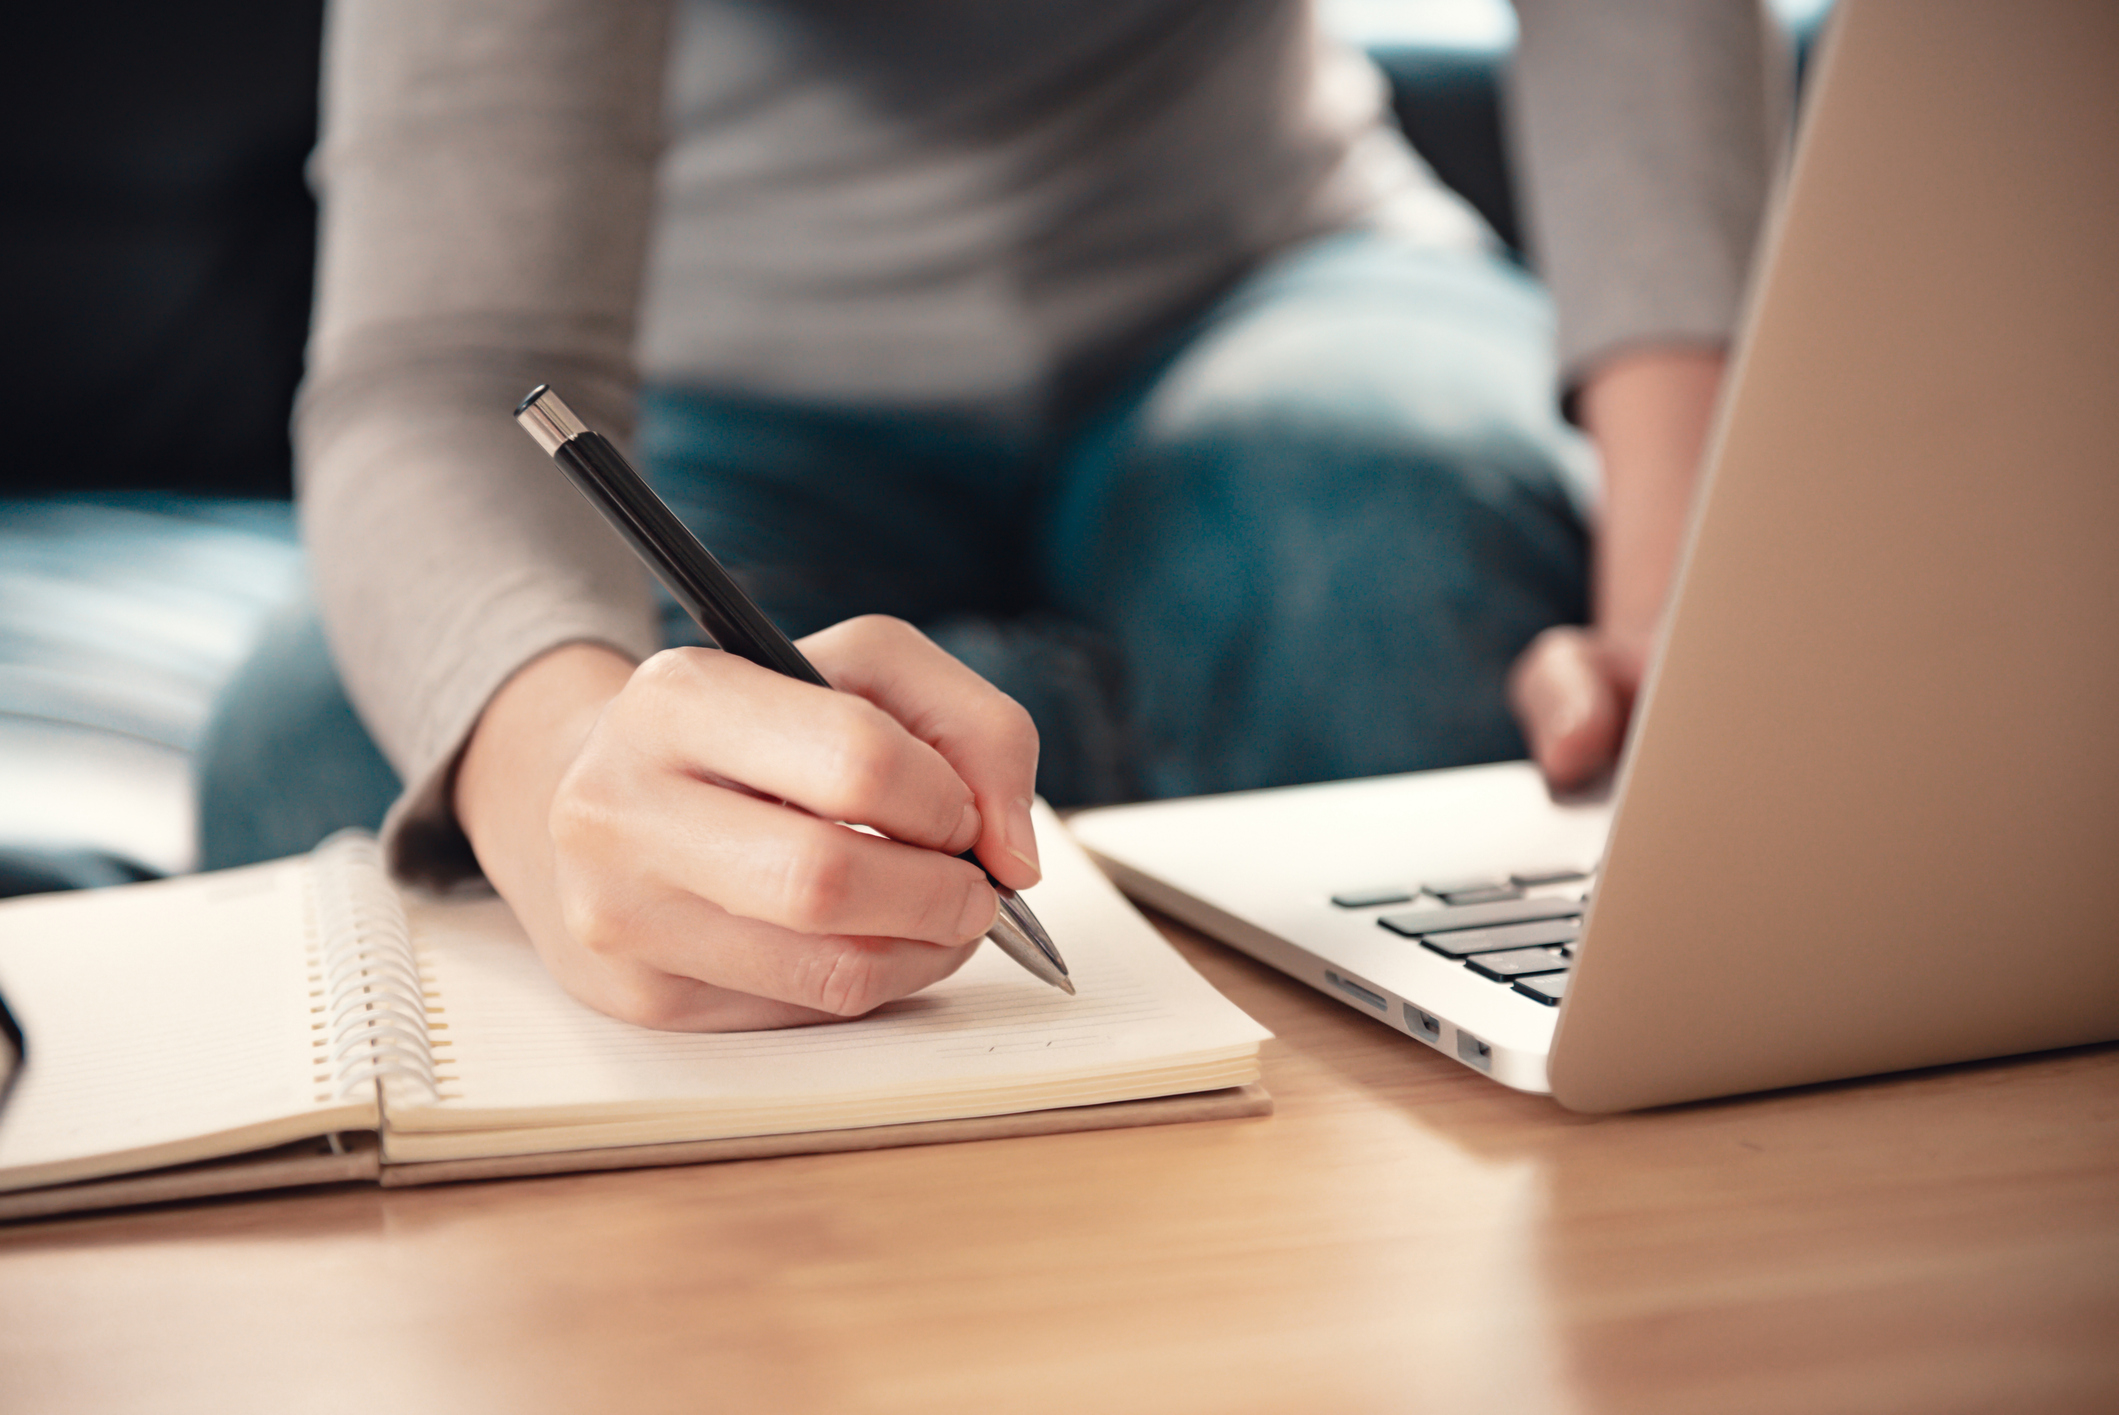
[299,0,1782,880]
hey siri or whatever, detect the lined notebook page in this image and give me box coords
[385,805,1268,1154]
[0,857,379,1192]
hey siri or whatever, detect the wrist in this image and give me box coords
[455,642,637,889]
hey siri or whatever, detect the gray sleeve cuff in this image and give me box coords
[1507,0,1791,392]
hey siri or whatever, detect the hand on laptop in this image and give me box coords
[452,617,1043,1032]
[1511,625,1638,791]
[1512,347,1725,790]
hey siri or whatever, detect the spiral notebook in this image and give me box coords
[0,806,1269,1221]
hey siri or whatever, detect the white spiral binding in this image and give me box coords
[306,832,438,1105]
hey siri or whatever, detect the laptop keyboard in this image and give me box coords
[1332,870,1592,1007]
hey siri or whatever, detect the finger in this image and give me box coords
[1595,632,1651,703]
[621,647,984,855]
[1509,627,1627,791]
[804,616,1044,890]
[558,761,999,946]
[545,885,983,1029]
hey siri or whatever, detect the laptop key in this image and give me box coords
[1330,888,1415,909]
[1513,973,1572,1006]
[1421,875,1521,905]
[1412,918,1581,958]
[1377,896,1582,940]
[1510,866,1590,888]
[1464,947,1570,981]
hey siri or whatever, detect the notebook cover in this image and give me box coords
[0,1134,382,1224]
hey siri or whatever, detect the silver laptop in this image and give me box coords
[1070,0,2119,1112]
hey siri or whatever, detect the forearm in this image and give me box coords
[1578,346,1726,664]
[1502,0,1776,787]
[300,0,675,882]
[1510,347,1725,787]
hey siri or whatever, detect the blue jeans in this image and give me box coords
[197,235,1591,867]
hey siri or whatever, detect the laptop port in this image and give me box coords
[1456,1031,1494,1071]
[1325,971,1387,1010]
[1406,1006,1442,1041]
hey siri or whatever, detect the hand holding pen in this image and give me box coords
[449,387,1066,1035]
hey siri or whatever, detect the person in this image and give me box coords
[199,0,1785,1030]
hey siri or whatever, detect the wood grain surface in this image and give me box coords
[3,916,2113,1415]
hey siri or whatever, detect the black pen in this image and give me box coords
[515,385,1073,995]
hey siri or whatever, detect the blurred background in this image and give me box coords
[0,0,1829,896]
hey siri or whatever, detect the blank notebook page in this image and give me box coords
[0,858,378,1191]
[384,804,1269,1158]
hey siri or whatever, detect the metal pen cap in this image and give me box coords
[516,384,584,454]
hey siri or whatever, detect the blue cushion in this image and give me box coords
[0,495,298,892]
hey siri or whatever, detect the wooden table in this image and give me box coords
[4,918,2115,1415]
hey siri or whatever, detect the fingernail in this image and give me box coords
[959,881,1000,943]
[1006,797,1041,882]
[956,800,982,851]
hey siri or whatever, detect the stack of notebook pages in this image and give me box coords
[0,803,1269,1220]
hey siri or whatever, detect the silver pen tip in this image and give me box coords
[1000,891,1064,970]
[988,889,1073,993]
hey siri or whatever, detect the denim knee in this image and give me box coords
[1053,418,1586,797]
[1040,240,1591,797]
